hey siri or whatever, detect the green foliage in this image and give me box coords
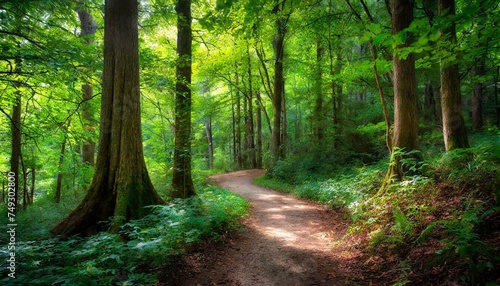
[416,202,499,285]
[0,186,249,285]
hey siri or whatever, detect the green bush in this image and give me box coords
[0,186,249,285]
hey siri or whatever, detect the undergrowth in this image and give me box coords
[0,186,249,285]
[255,134,499,285]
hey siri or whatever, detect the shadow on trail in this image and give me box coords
[158,170,362,286]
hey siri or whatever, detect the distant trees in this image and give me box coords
[51,0,164,237]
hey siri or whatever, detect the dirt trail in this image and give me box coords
[159,170,363,285]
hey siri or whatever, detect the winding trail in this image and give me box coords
[160,170,363,285]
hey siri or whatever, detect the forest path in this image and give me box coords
[159,169,363,286]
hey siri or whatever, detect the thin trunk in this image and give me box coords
[255,42,274,102]
[439,0,469,151]
[235,70,243,168]
[2,175,5,203]
[171,0,196,198]
[230,77,237,165]
[370,43,392,152]
[246,44,256,168]
[313,39,325,143]
[326,8,343,147]
[205,117,214,169]
[256,90,263,168]
[10,79,21,214]
[20,153,27,210]
[472,62,485,131]
[30,167,35,205]
[281,90,287,158]
[55,134,67,204]
[81,84,95,166]
[78,8,98,166]
[256,67,273,133]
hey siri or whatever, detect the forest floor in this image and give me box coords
[156,169,372,285]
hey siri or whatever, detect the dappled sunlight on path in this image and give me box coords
[159,169,362,286]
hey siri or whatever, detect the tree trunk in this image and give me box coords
[235,69,243,168]
[81,83,95,166]
[20,154,27,210]
[171,0,196,198]
[30,167,35,204]
[313,39,325,143]
[55,133,67,204]
[256,90,263,168]
[78,8,98,166]
[423,78,443,127]
[472,62,485,131]
[230,76,237,166]
[281,89,287,157]
[10,79,21,214]
[439,0,469,151]
[379,0,421,194]
[205,117,214,169]
[272,0,287,162]
[51,0,164,237]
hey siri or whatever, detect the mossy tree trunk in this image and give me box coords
[379,0,422,194]
[51,0,164,237]
[171,0,196,198]
[439,0,470,151]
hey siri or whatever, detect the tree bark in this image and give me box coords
[230,75,237,166]
[256,90,263,168]
[78,8,98,166]
[10,67,21,214]
[30,167,35,204]
[81,83,95,166]
[245,44,256,168]
[235,69,243,168]
[439,0,469,151]
[205,117,214,169]
[313,39,325,143]
[379,0,421,194]
[272,0,288,162]
[51,0,164,237]
[20,153,27,209]
[55,132,67,204]
[171,0,196,198]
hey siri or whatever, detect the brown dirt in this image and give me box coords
[157,169,366,285]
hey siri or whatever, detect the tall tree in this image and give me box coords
[51,0,164,237]
[379,0,421,193]
[77,7,98,166]
[10,80,21,214]
[171,0,196,198]
[271,0,290,162]
[438,0,469,151]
